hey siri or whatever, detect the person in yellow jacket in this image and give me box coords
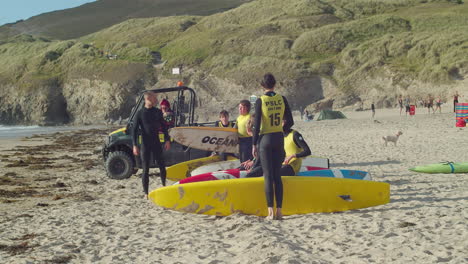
[211,110,235,160]
[281,126,311,175]
[245,125,311,177]
[234,100,253,163]
[215,110,234,128]
[252,73,293,220]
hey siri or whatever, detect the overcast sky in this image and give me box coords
[0,0,96,26]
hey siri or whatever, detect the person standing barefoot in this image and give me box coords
[252,73,293,220]
[435,96,442,113]
[398,95,403,116]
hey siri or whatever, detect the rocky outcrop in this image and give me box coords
[0,79,68,125]
[153,72,327,122]
[0,66,466,125]
[62,79,145,124]
[0,76,154,125]
[310,99,334,113]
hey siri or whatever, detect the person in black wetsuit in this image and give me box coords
[132,92,171,198]
[246,125,311,177]
[252,73,293,220]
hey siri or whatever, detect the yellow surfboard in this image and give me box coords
[166,155,237,181]
[149,177,390,216]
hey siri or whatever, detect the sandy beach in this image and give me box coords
[1,105,467,263]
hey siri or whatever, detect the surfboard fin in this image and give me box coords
[339,195,353,202]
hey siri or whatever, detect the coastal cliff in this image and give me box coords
[0,0,466,125]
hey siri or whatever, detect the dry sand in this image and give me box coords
[1,105,467,263]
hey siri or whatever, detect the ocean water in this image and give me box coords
[0,125,104,139]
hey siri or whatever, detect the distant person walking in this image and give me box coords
[434,96,442,113]
[371,102,375,119]
[405,96,411,116]
[427,95,435,114]
[398,95,403,116]
[252,73,293,220]
[132,92,171,198]
[453,91,460,112]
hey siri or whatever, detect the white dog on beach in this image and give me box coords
[383,131,403,146]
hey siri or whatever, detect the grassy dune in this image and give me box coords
[0,0,467,99]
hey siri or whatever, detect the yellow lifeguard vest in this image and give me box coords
[283,130,303,174]
[218,121,233,128]
[236,114,251,138]
[260,94,284,135]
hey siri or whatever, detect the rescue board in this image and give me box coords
[190,156,330,176]
[176,168,369,185]
[149,177,390,216]
[190,160,241,176]
[175,165,319,185]
[297,169,371,180]
[409,162,468,174]
[166,155,237,181]
[169,127,239,153]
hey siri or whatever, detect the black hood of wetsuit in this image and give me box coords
[283,127,293,135]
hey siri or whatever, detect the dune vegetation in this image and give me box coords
[0,0,467,124]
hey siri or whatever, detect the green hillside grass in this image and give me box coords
[0,0,466,97]
[0,0,251,40]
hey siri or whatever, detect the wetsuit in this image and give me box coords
[235,114,252,163]
[253,91,293,209]
[132,106,170,194]
[246,129,310,177]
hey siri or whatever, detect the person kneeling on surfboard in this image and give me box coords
[132,92,171,197]
[246,122,310,177]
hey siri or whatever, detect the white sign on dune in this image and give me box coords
[172,67,180,75]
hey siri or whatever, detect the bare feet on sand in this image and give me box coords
[266,207,275,220]
[275,208,283,220]
[265,215,274,220]
[265,207,283,220]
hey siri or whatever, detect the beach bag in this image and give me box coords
[455,103,468,127]
[456,119,466,127]
[409,105,416,115]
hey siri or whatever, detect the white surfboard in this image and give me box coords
[190,156,330,176]
[302,156,330,169]
[169,127,239,153]
[191,160,242,176]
